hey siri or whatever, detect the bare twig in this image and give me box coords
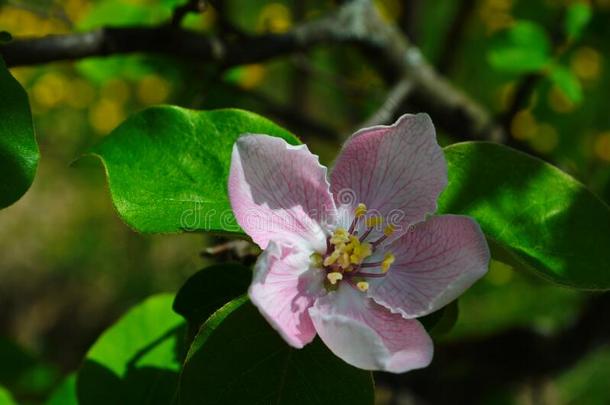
[0,0,503,145]
[358,77,414,128]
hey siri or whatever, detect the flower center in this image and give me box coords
[310,203,395,293]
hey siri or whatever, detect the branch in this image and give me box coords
[0,0,503,144]
[358,77,413,128]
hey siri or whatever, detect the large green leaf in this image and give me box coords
[439,142,610,290]
[0,57,38,209]
[88,107,300,234]
[177,296,375,405]
[173,263,252,338]
[487,21,551,74]
[76,294,185,405]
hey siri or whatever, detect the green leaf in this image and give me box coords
[439,142,610,290]
[0,386,16,405]
[45,374,76,405]
[87,106,299,234]
[177,296,375,405]
[173,263,252,338]
[76,294,185,405]
[565,3,592,41]
[0,57,39,209]
[549,64,583,103]
[488,21,551,73]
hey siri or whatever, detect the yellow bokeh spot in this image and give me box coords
[510,110,537,140]
[479,0,515,34]
[66,78,96,109]
[258,3,292,33]
[238,64,266,90]
[137,74,171,105]
[497,82,516,110]
[9,67,34,87]
[102,79,131,104]
[374,0,403,23]
[89,99,125,134]
[547,86,576,114]
[571,47,602,81]
[32,72,68,109]
[530,123,559,154]
[594,132,610,162]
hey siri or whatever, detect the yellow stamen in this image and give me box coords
[327,272,343,285]
[323,250,341,267]
[356,281,369,292]
[338,252,351,269]
[365,216,383,228]
[355,203,368,218]
[381,252,395,273]
[350,242,372,265]
[310,252,323,268]
[383,224,395,237]
[330,227,349,245]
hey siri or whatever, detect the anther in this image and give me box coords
[356,281,369,292]
[381,252,395,273]
[310,252,323,268]
[327,272,343,285]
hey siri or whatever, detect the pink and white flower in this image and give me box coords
[228,113,490,373]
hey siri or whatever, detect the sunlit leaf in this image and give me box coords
[87,107,300,234]
[76,294,184,405]
[488,21,551,73]
[0,57,38,209]
[439,142,610,290]
[45,374,76,405]
[549,64,583,104]
[565,3,592,41]
[177,296,375,405]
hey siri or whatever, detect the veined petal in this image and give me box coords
[249,241,325,348]
[229,134,336,251]
[330,114,446,238]
[309,285,433,373]
[369,215,490,318]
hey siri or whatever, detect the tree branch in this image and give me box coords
[0,0,503,144]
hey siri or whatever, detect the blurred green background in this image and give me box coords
[0,0,609,404]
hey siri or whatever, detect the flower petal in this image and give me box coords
[309,285,433,373]
[330,114,446,237]
[369,215,490,318]
[229,134,336,250]
[249,241,325,348]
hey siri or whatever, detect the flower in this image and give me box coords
[228,113,490,373]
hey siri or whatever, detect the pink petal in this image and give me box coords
[330,114,446,237]
[249,241,325,348]
[309,285,433,373]
[369,215,490,318]
[229,135,336,251]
